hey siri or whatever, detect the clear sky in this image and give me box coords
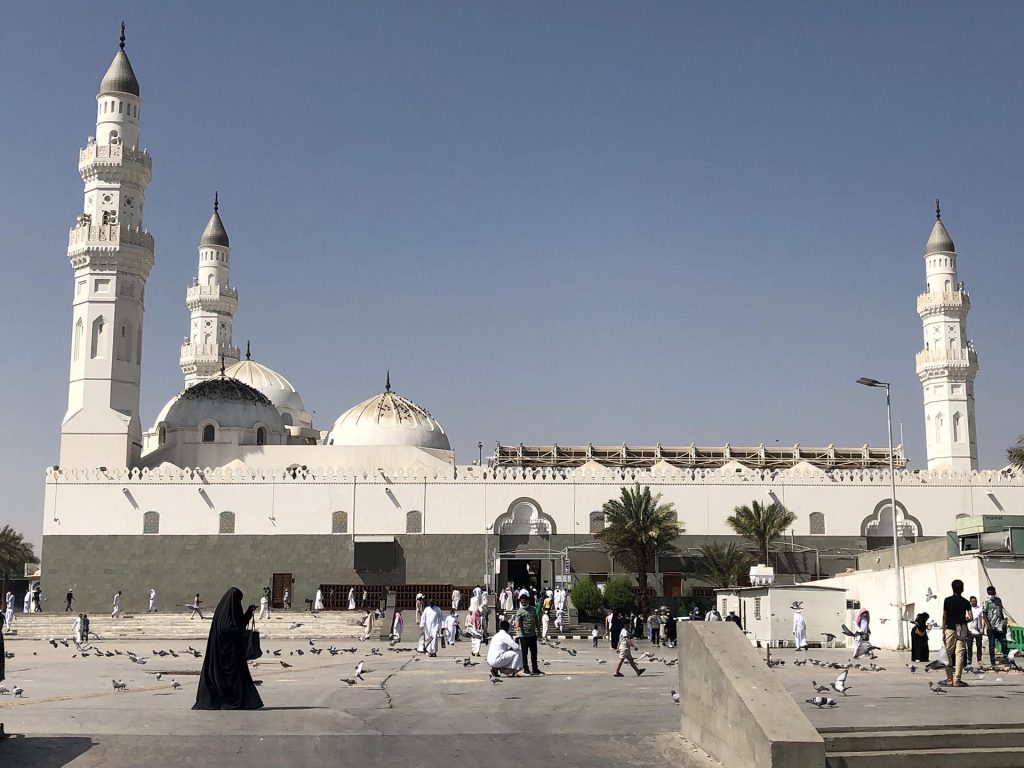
[2,2,1023,548]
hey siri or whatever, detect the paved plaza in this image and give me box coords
[0,632,717,768]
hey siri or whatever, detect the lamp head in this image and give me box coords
[856,377,882,387]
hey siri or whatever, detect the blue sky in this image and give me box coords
[3,2,1023,547]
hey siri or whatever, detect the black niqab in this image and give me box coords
[192,587,262,710]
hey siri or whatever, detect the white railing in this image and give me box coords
[186,284,238,302]
[916,348,978,367]
[180,342,241,361]
[79,142,151,170]
[917,290,969,311]
[68,222,154,251]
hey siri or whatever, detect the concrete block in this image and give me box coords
[678,621,824,768]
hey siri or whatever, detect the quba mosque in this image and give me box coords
[40,31,1021,612]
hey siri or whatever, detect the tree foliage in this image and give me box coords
[694,542,752,589]
[0,525,38,578]
[602,576,636,614]
[1008,436,1024,471]
[726,500,797,564]
[569,578,604,615]
[594,483,683,613]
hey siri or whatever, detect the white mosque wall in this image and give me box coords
[42,464,1024,539]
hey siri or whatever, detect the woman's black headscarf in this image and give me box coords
[192,587,262,710]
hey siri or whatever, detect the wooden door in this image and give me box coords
[272,573,292,609]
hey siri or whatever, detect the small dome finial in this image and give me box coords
[220,354,226,376]
[214,191,219,213]
[935,198,941,221]
[385,370,392,393]
[246,340,251,360]
[119,21,126,51]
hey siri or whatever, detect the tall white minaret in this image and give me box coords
[61,24,154,468]
[916,201,979,471]
[179,193,240,385]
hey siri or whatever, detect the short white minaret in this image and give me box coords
[61,24,154,468]
[916,201,979,471]
[179,193,240,385]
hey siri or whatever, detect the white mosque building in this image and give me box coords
[40,30,1022,613]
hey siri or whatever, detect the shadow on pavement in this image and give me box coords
[0,734,95,767]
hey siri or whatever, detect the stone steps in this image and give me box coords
[823,726,1024,768]
[4,611,368,641]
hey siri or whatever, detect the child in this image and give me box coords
[591,624,600,648]
[614,626,646,677]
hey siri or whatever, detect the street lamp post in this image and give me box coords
[857,377,907,650]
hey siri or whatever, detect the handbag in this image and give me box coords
[243,617,263,661]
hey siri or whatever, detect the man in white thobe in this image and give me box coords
[314,589,324,611]
[420,602,442,657]
[444,610,458,645]
[259,592,270,620]
[793,608,808,650]
[451,589,461,611]
[23,590,31,614]
[486,620,524,676]
[347,587,356,610]
[4,591,14,632]
[148,588,157,613]
[111,590,122,618]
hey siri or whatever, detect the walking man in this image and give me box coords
[65,588,75,612]
[259,587,270,620]
[614,624,646,677]
[111,590,122,619]
[189,593,204,620]
[941,579,972,687]
[4,591,13,632]
[966,595,983,666]
[982,585,1009,665]
[420,600,442,657]
[148,588,158,613]
[282,588,291,610]
[514,593,542,675]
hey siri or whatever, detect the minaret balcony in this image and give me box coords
[915,347,979,369]
[180,342,241,366]
[79,142,152,183]
[67,223,154,268]
[185,284,238,313]
[917,289,970,313]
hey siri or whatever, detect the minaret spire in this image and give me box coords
[385,370,392,393]
[246,340,251,360]
[214,190,219,213]
[119,21,126,50]
[935,198,941,221]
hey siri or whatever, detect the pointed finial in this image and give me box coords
[935,198,941,221]
[119,21,126,50]
[245,340,251,360]
[385,370,391,393]
[220,354,225,375]
[214,191,219,213]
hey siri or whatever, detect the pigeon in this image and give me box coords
[925,588,937,602]
[48,639,58,648]
[565,649,577,657]
[171,681,182,690]
[340,678,357,686]
[906,664,918,674]
[280,661,292,668]
[295,649,304,656]
[288,623,303,630]
[928,681,946,694]
[13,687,24,698]
[670,689,680,704]
[1008,650,1021,671]
[924,660,946,671]
[811,681,829,693]
[790,601,803,610]
[597,659,607,665]
[308,639,316,646]
[355,661,365,680]
[0,687,7,695]
[793,659,807,666]
[463,659,478,667]
[253,680,263,686]
[370,648,382,656]
[169,650,179,658]
[830,670,851,696]
[840,625,856,637]
[60,639,70,648]
[805,696,836,708]
[156,673,163,681]
[878,618,889,624]
[273,649,282,657]
[112,679,127,692]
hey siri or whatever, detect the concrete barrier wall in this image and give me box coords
[678,621,824,768]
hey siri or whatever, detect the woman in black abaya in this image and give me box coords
[192,587,263,710]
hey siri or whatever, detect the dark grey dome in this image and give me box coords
[925,219,955,255]
[180,377,272,406]
[158,375,285,433]
[200,209,230,248]
[100,49,140,97]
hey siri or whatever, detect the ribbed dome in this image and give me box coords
[223,358,311,428]
[100,49,140,97]
[155,376,284,432]
[926,219,955,254]
[200,209,230,248]
[328,385,450,451]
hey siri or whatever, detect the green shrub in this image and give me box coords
[603,576,636,614]
[569,578,604,615]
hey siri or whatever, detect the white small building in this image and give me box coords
[715,585,847,647]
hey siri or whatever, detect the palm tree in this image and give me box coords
[726,500,797,564]
[594,483,683,613]
[694,542,752,589]
[0,525,38,599]
[1008,436,1024,470]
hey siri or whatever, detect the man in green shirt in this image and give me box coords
[515,594,543,675]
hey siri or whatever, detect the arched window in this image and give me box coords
[219,511,236,534]
[202,424,216,443]
[935,413,944,442]
[944,279,951,292]
[406,510,423,534]
[158,426,166,446]
[589,510,605,534]
[143,511,160,535]
[136,327,143,365]
[281,413,293,426]
[207,274,214,286]
[332,511,348,534]
[73,318,84,361]
[808,512,825,535]
[256,427,267,445]
[90,316,106,358]
[952,412,962,443]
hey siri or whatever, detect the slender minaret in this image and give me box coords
[179,193,240,385]
[61,24,154,467]
[916,201,979,471]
